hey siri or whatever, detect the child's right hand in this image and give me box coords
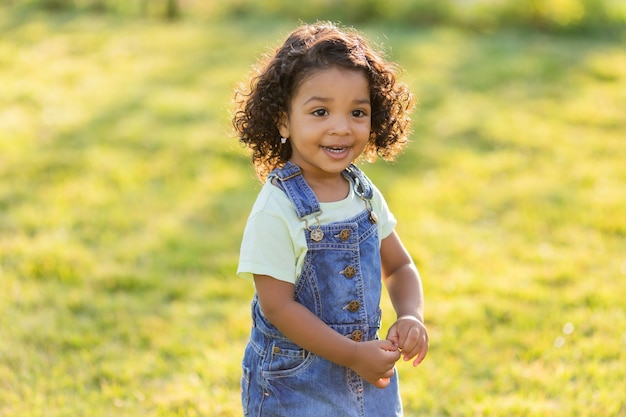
[349,339,401,388]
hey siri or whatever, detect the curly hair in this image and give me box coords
[233,21,414,181]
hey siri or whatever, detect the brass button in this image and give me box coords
[341,266,356,279]
[273,346,281,354]
[346,300,360,312]
[349,330,363,342]
[337,229,351,241]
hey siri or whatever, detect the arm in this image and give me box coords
[381,230,429,366]
[254,274,401,387]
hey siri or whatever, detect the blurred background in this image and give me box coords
[3,0,626,33]
[1,1,625,416]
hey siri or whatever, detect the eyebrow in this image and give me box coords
[304,96,371,106]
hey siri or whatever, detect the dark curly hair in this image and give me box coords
[233,21,414,181]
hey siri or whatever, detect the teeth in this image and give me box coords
[325,147,346,153]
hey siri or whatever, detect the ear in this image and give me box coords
[277,111,290,139]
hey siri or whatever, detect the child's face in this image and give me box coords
[278,66,371,181]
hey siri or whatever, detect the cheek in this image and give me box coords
[358,120,372,137]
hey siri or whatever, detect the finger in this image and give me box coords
[373,367,395,388]
[379,339,399,352]
[399,327,424,358]
[412,342,429,367]
[401,338,422,361]
[385,348,401,364]
[385,328,399,347]
[383,367,396,379]
[394,320,418,348]
[373,377,391,388]
[404,335,428,366]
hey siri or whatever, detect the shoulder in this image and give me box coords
[354,168,397,239]
[369,181,387,207]
[244,180,305,240]
[248,180,295,219]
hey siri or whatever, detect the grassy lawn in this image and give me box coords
[1,9,625,417]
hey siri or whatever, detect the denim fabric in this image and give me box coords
[242,162,403,417]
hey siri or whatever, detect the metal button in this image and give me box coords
[346,300,360,312]
[273,346,281,354]
[336,229,351,241]
[341,266,356,279]
[349,330,363,342]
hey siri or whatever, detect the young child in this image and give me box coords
[233,22,428,416]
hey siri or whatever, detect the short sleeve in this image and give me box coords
[371,184,397,240]
[237,211,298,284]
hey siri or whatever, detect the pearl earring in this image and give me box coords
[280,137,288,144]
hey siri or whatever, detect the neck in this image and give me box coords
[304,173,350,203]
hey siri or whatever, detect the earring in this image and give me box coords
[280,137,288,144]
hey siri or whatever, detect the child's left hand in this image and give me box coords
[386,315,429,367]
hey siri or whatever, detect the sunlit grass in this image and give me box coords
[1,9,625,417]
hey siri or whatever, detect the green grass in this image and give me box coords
[1,9,625,417]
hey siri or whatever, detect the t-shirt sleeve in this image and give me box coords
[372,184,397,240]
[237,211,297,284]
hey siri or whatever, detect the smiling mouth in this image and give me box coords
[323,146,348,153]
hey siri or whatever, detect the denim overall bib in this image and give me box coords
[241,162,403,417]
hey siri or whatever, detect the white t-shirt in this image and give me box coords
[237,175,397,284]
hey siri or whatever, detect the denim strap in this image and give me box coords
[268,162,374,219]
[343,163,374,200]
[268,161,321,218]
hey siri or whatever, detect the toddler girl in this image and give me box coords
[233,21,428,416]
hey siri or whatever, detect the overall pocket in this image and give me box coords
[263,341,312,378]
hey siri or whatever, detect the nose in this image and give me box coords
[329,115,350,136]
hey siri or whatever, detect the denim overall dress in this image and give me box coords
[241,162,403,417]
